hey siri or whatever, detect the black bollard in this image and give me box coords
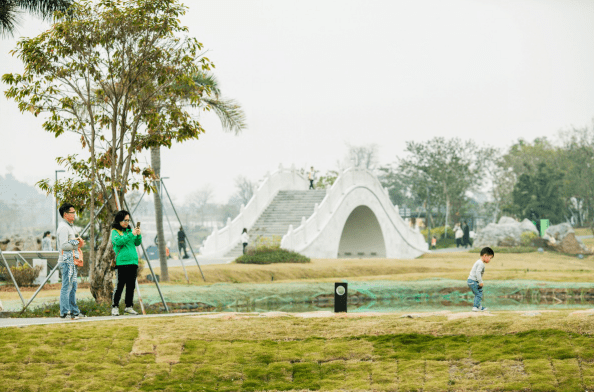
[334,282,348,313]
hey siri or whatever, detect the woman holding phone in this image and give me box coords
[110,210,142,316]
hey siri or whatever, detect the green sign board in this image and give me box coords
[540,219,550,237]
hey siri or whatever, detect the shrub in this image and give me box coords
[255,235,282,250]
[0,264,42,286]
[421,225,455,239]
[521,231,539,247]
[235,248,310,264]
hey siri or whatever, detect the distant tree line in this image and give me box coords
[375,125,594,228]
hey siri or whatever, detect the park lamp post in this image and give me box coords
[55,169,65,248]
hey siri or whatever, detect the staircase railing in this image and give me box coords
[199,165,308,257]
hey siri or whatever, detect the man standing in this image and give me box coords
[177,227,189,259]
[462,221,471,249]
[57,203,84,319]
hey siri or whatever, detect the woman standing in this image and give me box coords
[241,228,249,255]
[111,210,142,316]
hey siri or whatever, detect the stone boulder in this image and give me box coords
[473,217,538,248]
[544,223,590,254]
[0,235,42,252]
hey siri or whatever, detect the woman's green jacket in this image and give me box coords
[111,228,142,266]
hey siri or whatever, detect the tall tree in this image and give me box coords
[396,137,491,228]
[511,162,564,223]
[493,137,559,217]
[558,125,594,227]
[232,175,256,206]
[150,71,245,280]
[0,0,72,37]
[3,0,221,301]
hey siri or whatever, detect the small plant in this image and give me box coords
[0,264,42,286]
[521,231,539,247]
[255,235,282,250]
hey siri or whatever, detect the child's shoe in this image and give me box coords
[472,307,480,312]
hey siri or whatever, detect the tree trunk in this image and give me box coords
[151,147,169,281]
[90,220,115,303]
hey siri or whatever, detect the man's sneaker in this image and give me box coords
[60,312,70,319]
[124,307,138,315]
[71,314,79,320]
[480,307,488,311]
[472,307,480,312]
[111,307,119,316]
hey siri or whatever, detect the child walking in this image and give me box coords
[467,247,494,311]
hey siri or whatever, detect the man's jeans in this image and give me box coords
[60,263,80,316]
[467,279,483,308]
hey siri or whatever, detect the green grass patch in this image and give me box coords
[3,315,594,391]
[235,247,310,264]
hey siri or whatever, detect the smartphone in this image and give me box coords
[136,222,141,229]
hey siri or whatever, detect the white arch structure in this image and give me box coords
[200,166,428,259]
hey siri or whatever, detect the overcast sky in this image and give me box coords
[2,0,594,204]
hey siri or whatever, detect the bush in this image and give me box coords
[235,247,310,264]
[0,264,42,286]
[521,231,539,247]
[254,235,282,250]
[421,226,455,239]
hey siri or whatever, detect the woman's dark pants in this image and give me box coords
[112,264,138,308]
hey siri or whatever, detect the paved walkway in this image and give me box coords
[0,311,210,328]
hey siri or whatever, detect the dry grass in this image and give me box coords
[3,251,592,302]
[155,250,594,285]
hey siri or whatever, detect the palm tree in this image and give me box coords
[151,72,246,281]
[1,0,72,37]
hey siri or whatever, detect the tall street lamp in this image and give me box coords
[54,169,65,248]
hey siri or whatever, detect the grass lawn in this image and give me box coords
[2,250,594,304]
[3,310,594,391]
[3,250,594,391]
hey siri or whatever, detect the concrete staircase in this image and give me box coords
[225,190,327,257]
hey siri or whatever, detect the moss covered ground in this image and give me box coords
[3,310,594,391]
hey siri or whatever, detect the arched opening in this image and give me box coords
[337,205,386,258]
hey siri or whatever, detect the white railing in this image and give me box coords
[280,167,427,254]
[200,164,308,257]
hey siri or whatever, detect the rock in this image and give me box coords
[473,216,538,249]
[498,216,517,225]
[0,235,43,252]
[519,219,539,234]
[544,223,590,254]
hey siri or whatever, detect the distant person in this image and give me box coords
[455,224,463,248]
[111,210,142,316]
[57,203,84,320]
[431,236,437,250]
[177,227,189,259]
[467,246,494,312]
[42,231,53,251]
[308,166,316,190]
[241,228,249,255]
[462,221,470,248]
